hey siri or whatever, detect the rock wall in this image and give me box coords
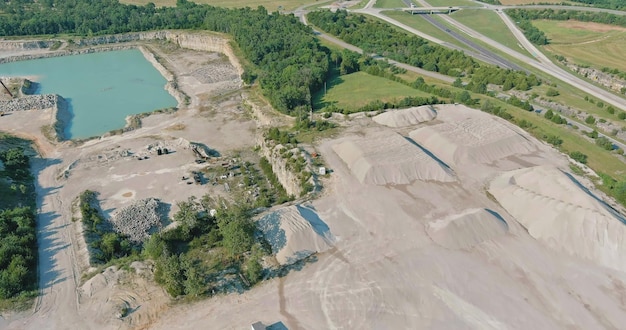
[258,137,304,198]
[567,63,626,94]
[73,30,244,76]
[0,40,54,51]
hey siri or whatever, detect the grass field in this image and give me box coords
[119,0,311,11]
[313,71,433,111]
[374,0,408,8]
[451,9,531,56]
[534,19,626,72]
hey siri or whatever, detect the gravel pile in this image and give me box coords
[111,198,166,243]
[0,94,57,112]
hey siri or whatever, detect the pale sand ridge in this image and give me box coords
[331,131,455,185]
[490,165,626,272]
[410,105,537,166]
[372,105,437,128]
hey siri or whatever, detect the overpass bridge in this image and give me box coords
[401,6,460,14]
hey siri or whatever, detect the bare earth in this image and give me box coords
[2,39,626,330]
[558,20,626,33]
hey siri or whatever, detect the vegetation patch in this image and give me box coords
[0,136,37,309]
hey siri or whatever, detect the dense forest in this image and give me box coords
[0,0,329,115]
[306,10,540,91]
[0,140,37,302]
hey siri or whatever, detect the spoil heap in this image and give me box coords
[332,131,455,185]
[410,111,536,166]
[257,204,334,265]
[489,166,626,272]
[372,105,437,128]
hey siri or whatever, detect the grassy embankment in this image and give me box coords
[421,0,481,7]
[374,0,408,8]
[450,9,532,57]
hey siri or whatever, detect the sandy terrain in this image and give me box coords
[148,105,626,329]
[2,39,626,330]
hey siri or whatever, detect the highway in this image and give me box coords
[293,3,455,83]
[348,1,626,112]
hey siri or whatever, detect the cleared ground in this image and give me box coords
[149,104,626,329]
[535,19,626,72]
[313,71,433,111]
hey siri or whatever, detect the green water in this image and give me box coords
[0,49,177,139]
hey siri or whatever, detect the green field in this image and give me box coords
[313,71,434,111]
[374,0,408,8]
[120,0,311,11]
[451,9,531,57]
[533,19,626,72]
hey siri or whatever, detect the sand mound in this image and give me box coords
[332,131,455,185]
[409,115,536,166]
[426,209,508,250]
[372,105,437,128]
[489,165,626,272]
[257,204,334,265]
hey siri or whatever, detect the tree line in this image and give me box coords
[0,0,330,115]
[0,144,37,301]
[307,10,540,91]
[506,8,626,29]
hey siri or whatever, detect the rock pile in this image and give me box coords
[0,94,57,112]
[111,198,166,243]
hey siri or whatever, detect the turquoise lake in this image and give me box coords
[0,49,177,139]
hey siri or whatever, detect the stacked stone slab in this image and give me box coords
[0,94,57,112]
[110,198,166,243]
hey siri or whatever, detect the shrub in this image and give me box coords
[569,151,588,164]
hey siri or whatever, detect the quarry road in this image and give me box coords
[7,155,88,330]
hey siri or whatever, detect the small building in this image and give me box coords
[251,322,265,330]
[319,167,326,175]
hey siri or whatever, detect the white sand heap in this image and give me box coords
[332,131,455,185]
[409,111,536,166]
[489,165,626,272]
[257,204,334,265]
[426,208,508,250]
[372,105,437,128]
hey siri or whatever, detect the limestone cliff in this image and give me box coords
[258,137,305,198]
